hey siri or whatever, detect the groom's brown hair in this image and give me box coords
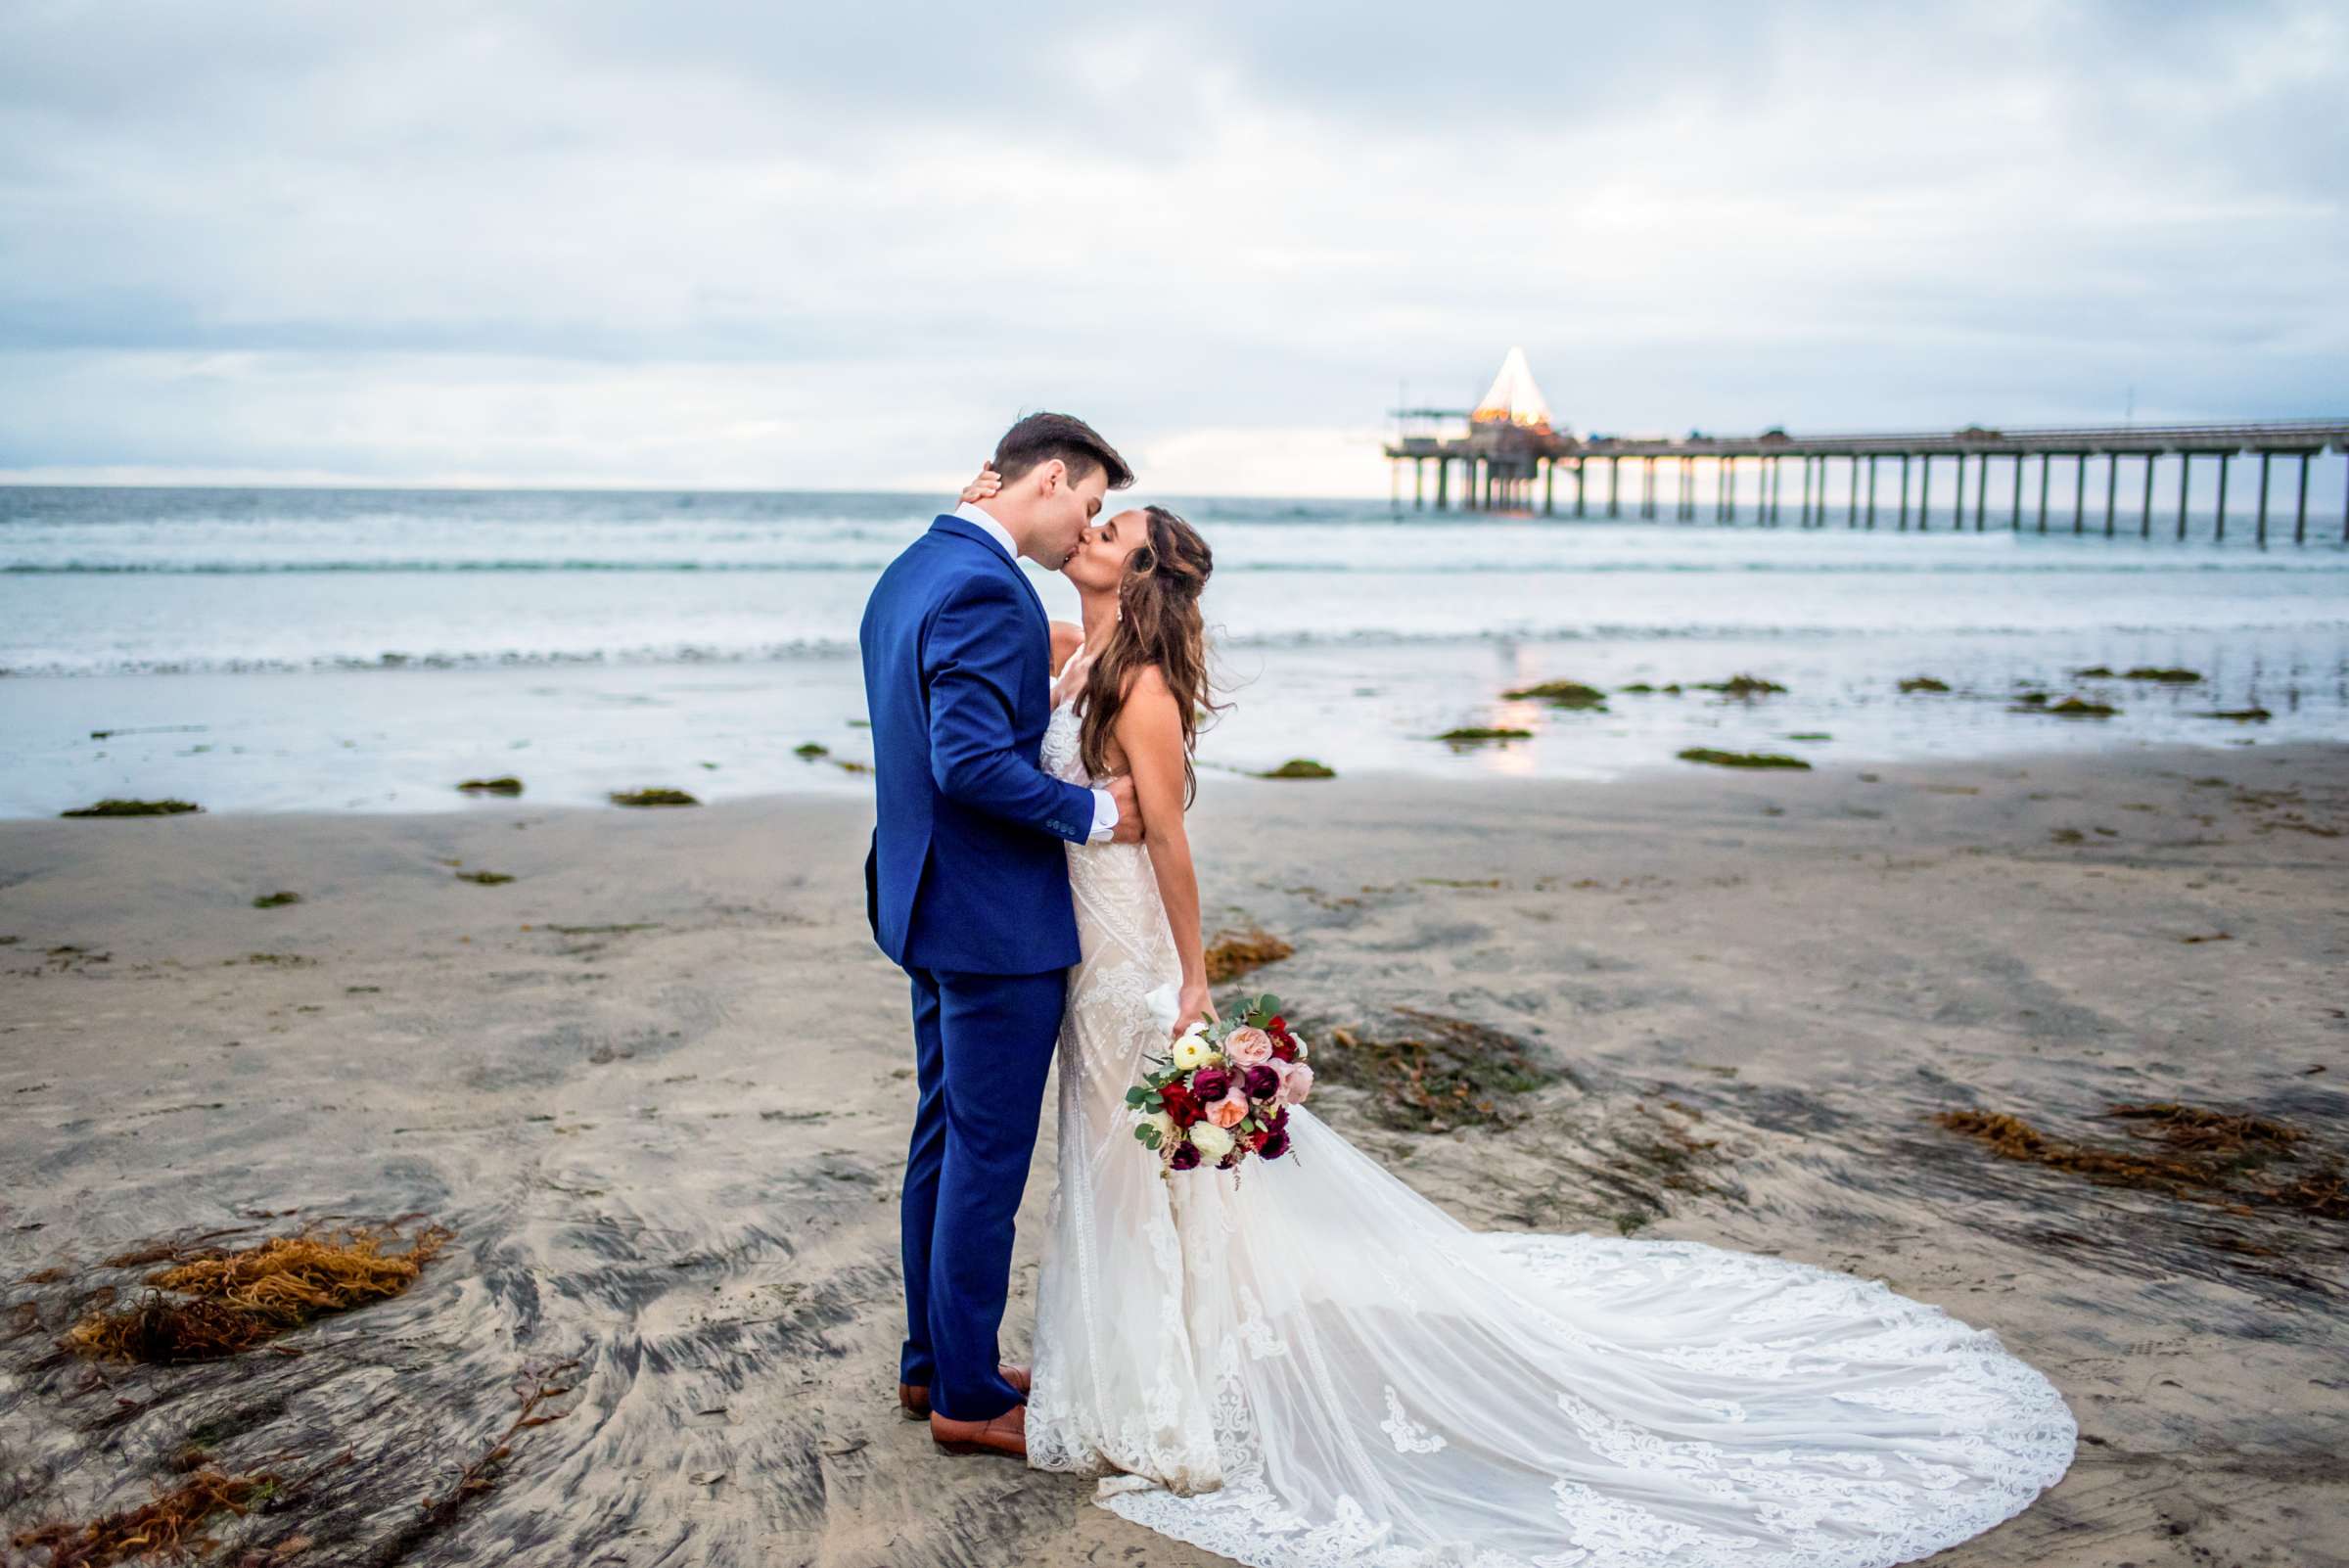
[992,411,1134,490]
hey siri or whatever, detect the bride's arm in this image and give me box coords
[1115,666,1213,1038]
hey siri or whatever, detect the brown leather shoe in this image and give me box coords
[929,1400,1026,1459]
[898,1363,1030,1420]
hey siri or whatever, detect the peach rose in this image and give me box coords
[1208,1089,1250,1129]
[1280,1063,1314,1105]
[1224,1027,1275,1067]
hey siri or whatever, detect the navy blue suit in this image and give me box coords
[858,513,1098,1422]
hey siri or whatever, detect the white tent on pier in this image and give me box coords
[1471,346,1553,431]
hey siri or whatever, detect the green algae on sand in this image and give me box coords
[1260,759,1336,779]
[1437,726,1534,745]
[609,787,701,807]
[2012,696,2118,717]
[1500,679,1608,710]
[1677,748,1811,770]
[252,891,303,908]
[1322,1008,1558,1132]
[1693,674,1787,698]
[62,798,202,817]
[1897,676,1951,693]
[456,776,524,796]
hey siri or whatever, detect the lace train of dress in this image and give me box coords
[1025,699,2075,1567]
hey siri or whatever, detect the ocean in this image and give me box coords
[3,485,2344,816]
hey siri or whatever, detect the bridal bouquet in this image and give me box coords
[1130,986,1313,1173]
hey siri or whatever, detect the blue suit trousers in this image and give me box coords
[898,964,1065,1422]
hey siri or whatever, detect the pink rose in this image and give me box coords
[1224,1027,1275,1067]
[1280,1062,1314,1105]
[1208,1089,1250,1129]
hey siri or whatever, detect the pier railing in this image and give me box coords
[1384,418,2349,545]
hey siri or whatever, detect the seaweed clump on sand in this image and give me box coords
[456,776,524,796]
[1500,680,1609,711]
[1322,1008,1557,1132]
[1437,727,1534,747]
[251,891,302,908]
[2010,694,2118,717]
[61,799,202,818]
[1203,929,1294,984]
[793,742,830,760]
[1677,748,1810,770]
[454,869,514,885]
[1934,1103,2346,1222]
[2196,707,2272,722]
[1693,674,1787,698]
[608,787,700,807]
[1259,760,1335,780]
[64,1221,454,1363]
[10,1465,283,1565]
[2120,667,2202,683]
[1898,676,1951,693]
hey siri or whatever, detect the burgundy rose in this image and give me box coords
[1269,1038,1299,1063]
[1190,1067,1233,1103]
[1169,1139,1202,1171]
[1242,1064,1281,1101]
[1257,1127,1291,1160]
[1267,1015,1287,1036]
[1158,1083,1205,1129]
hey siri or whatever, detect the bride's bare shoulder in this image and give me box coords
[1048,621,1082,674]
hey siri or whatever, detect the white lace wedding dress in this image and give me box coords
[1025,659,2075,1568]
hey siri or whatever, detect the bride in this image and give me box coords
[966,471,2078,1568]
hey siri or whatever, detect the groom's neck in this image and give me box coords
[972,495,1039,562]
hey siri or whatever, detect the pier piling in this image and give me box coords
[1383,403,2345,544]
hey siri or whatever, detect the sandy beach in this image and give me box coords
[2,741,2344,1567]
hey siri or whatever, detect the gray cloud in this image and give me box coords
[0,1,2342,491]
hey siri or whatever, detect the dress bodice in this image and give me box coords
[1043,644,1098,787]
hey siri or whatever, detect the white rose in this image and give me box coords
[1139,1110,1174,1145]
[1189,1123,1235,1163]
[1171,1032,1212,1072]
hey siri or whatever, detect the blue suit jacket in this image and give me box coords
[858,514,1097,974]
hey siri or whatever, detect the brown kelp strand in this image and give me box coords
[1935,1106,2346,1222]
[65,1222,453,1363]
[9,1465,279,1566]
[1203,929,1294,985]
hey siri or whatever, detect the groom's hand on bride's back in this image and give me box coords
[1108,775,1144,843]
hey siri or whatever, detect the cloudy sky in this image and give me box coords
[1,1,2342,495]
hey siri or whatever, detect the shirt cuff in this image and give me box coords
[1087,787,1119,845]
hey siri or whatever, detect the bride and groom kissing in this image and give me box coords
[857,412,2076,1567]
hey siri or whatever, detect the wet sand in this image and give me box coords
[2,743,2344,1566]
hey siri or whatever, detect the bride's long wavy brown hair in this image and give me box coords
[1077,505,1220,806]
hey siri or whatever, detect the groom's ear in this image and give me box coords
[1034,459,1066,495]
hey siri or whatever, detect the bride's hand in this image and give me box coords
[959,465,1003,504]
[1172,981,1216,1041]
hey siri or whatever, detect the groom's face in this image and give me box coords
[1036,462,1111,572]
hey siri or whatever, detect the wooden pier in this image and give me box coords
[1387,353,2349,546]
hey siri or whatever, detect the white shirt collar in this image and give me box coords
[951,500,1019,565]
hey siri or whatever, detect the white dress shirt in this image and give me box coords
[951,502,1119,845]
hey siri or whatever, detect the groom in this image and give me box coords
[858,411,1141,1459]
